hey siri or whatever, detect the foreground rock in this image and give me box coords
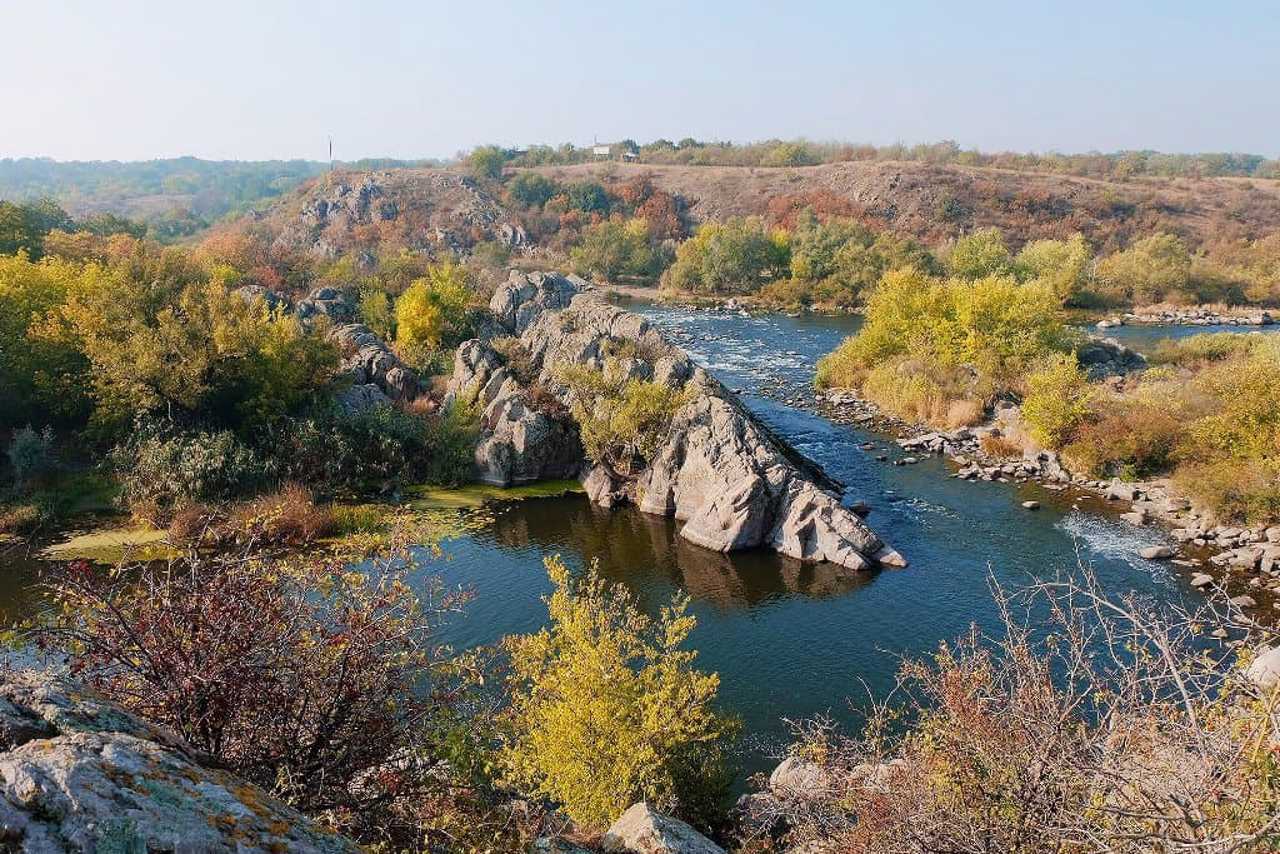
[448,272,904,572]
[0,670,357,853]
[600,803,725,854]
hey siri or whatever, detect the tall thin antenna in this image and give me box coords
[328,137,333,170]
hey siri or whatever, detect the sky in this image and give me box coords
[3,0,1278,162]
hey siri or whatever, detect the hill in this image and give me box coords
[527,161,1280,252]
[0,156,433,239]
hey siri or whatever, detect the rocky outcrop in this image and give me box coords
[447,271,903,572]
[0,670,357,854]
[330,322,420,402]
[296,286,356,324]
[600,803,725,854]
[1076,336,1145,379]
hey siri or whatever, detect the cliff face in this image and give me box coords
[448,271,904,572]
[0,670,358,854]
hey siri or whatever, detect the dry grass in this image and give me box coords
[979,433,1023,460]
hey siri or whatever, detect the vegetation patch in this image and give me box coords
[407,479,584,510]
[42,526,175,564]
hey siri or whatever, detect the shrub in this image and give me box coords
[6,425,56,489]
[1020,354,1092,448]
[225,483,335,546]
[273,403,476,495]
[1095,232,1192,305]
[557,362,688,475]
[502,555,737,830]
[945,227,1012,279]
[748,577,1280,853]
[665,217,788,294]
[979,433,1023,459]
[395,262,473,369]
[1174,458,1280,525]
[1148,331,1261,368]
[1062,400,1183,479]
[113,424,269,516]
[36,515,472,828]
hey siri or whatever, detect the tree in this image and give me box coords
[507,172,561,209]
[468,145,509,181]
[395,262,473,367]
[502,555,736,830]
[1020,354,1092,447]
[567,181,612,215]
[1015,233,1092,305]
[570,218,667,282]
[665,216,787,294]
[557,361,688,475]
[946,227,1013,279]
[1095,232,1192,305]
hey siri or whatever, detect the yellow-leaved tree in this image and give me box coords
[502,555,737,831]
[394,262,472,370]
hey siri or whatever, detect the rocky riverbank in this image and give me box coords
[1097,307,1274,329]
[816,388,1280,619]
[0,669,360,853]
[446,271,905,573]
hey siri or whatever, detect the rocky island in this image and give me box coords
[447,271,905,573]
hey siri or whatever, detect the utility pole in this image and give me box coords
[328,137,334,170]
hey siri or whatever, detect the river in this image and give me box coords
[428,306,1278,779]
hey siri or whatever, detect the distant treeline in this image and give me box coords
[0,156,438,239]
[502,139,1280,180]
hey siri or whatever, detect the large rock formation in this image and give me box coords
[0,670,357,854]
[447,271,904,572]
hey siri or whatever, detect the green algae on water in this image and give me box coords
[42,527,177,564]
[406,479,584,510]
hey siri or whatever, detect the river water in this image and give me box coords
[430,307,1278,778]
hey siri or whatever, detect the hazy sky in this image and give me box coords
[4,0,1278,162]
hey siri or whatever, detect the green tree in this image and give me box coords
[666,217,787,294]
[567,181,612,214]
[502,555,736,830]
[1095,232,1192,305]
[1021,354,1092,447]
[357,287,395,340]
[570,218,666,282]
[947,227,1013,280]
[467,145,509,181]
[1015,234,1092,305]
[507,172,561,209]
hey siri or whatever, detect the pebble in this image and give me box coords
[1021,501,1040,510]
[1190,573,1213,588]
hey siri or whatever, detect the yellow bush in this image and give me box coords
[816,269,1071,424]
[502,556,736,830]
[1020,354,1092,448]
[395,262,472,366]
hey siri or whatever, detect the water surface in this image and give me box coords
[430,304,1216,778]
